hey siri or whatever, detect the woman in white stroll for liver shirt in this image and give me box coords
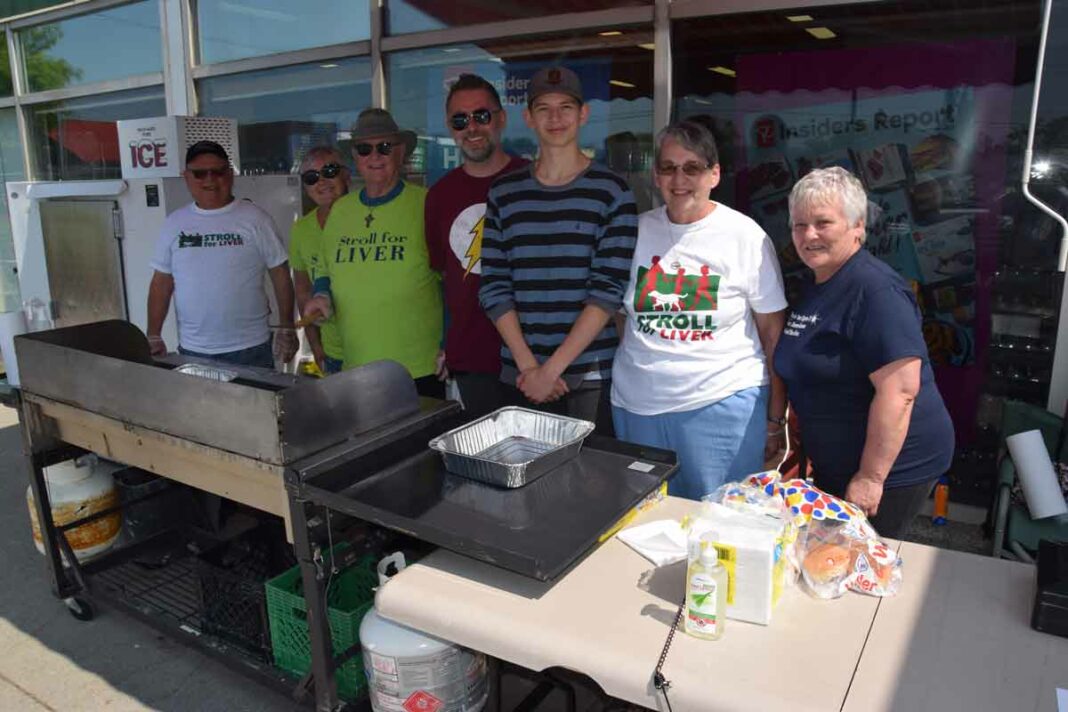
[611,121,788,500]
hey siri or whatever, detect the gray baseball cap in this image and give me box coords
[527,66,583,106]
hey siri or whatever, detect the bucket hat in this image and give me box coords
[350,108,417,159]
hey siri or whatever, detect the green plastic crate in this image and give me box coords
[265,545,378,701]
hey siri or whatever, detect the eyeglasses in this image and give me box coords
[301,163,343,186]
[354,141,395,157]
[449,108,496,131]
[189,167,230,179]
[655,161,712,177]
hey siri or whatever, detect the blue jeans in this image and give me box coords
[612,385,769,501]
[179,339,274,369]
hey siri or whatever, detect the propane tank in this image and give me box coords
[26,455,122,562]
[360,553,488,712]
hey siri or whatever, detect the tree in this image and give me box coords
[0,25,81,94]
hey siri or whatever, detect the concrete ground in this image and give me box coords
[0,406,300,712]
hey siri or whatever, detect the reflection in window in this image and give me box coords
[29,85,165,180]
[0,108,24,311]
[197,58,373,174]
[0,40,11,97]
[1029,0,1068,266]
[20,1,161,93]
[197,0,370,64]
[386,0,650,35]
[387,29,655,207]
[673,0,1048,491]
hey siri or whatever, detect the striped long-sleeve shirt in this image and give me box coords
[479,162,638,384]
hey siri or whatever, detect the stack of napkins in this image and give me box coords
[617,520,688,567]
[690,502,785,625]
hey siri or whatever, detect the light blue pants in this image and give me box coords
[612,385,769,501]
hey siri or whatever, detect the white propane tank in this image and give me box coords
[26,454,123,562]
[360,553,488,712]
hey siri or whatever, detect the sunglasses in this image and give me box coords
[450,108,496,131]
[354,141,395,157]
[301,162,343,186]
[655,161,712,177]
[189,167,230,179]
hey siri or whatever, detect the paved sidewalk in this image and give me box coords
[0,406,299,711]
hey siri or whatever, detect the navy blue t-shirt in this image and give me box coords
[774,249,954,490]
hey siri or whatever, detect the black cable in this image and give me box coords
[652,599,685,712]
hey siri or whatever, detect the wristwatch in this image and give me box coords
[767,415,787,426]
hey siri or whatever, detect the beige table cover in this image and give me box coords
[376,497,886,712]
[844,541,1068,712]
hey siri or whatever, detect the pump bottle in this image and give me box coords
[685,542,727,640]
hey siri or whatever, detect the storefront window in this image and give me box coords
[29,85,165,180]
[386,0,650,35]
[387,28,655,207]
[673,0,1047,504]
[197,58,372,174]
[197,0,370,65]
[0,108,24,312]
[19,0,161,93]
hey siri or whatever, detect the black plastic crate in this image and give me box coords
[195,521,297,661]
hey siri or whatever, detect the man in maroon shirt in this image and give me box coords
[426,74,528,418]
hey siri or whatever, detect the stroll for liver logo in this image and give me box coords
[177,231,244,248]
[633,256,720,341]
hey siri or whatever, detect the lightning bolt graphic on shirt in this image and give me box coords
[463,216,484,279]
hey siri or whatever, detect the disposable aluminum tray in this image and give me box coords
[174,363,238,382]
[428,407,594,488]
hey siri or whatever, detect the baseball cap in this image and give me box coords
[185,140,230,164]
[527,66,583,107]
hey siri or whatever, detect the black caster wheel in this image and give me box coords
[64,596,95,621]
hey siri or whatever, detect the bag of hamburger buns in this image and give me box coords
[801,520,902,599]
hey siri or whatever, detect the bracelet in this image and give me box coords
[767,415,786,426]
[767,426,784,436]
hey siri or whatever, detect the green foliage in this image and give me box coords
[0,26,82,95]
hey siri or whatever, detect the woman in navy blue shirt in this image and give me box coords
[774,167,954,538]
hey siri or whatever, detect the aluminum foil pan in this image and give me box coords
[429,406,594,488]
[174,363,238,382]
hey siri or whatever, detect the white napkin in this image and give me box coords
[617,519,688,566]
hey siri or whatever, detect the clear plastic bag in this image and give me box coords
[801,520,854,599]
[845,537,902,597]
[800,519,902,599]
[739,472,903,599]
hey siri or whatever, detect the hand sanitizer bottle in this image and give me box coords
[685,542,727,640]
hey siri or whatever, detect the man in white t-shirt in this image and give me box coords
[146,141,297,369]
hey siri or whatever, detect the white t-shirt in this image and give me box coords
[611,203,787,415]
[151,199,288,354]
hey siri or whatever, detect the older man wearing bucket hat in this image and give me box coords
[303,108,444,396]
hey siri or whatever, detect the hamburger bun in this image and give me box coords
[803,543,852,584]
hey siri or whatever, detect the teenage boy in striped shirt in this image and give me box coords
[479,65,638,434]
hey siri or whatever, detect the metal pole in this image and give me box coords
[371,0,386,109]
[289,495,341,711]
[1021,0,1068,272]
[19,399,77,599]
[652,0,672,137]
